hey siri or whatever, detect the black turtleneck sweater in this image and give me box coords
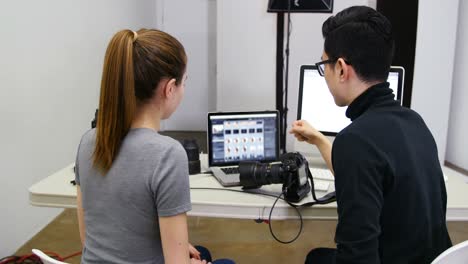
[332,82,452,264]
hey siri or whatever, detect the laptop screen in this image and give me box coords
[207,111,279,166]
[297,65,405,136]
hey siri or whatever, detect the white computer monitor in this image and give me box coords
[297,65,405,136]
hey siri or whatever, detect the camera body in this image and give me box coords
[239,152,311,203]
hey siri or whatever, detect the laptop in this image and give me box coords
[207,111,280,187]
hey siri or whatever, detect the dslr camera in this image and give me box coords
[239,152,311,203]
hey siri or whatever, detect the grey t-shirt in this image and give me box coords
[75,128,191,264]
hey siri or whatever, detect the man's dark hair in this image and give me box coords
[322,6,394,82]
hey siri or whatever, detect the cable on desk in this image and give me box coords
[268,191,303,244]
[190,187,304,244]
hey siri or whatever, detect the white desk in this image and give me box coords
[29,155,468,221]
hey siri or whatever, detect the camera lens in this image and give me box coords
[239,161,283,188]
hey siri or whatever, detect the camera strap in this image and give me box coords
[307,166,337,204]
[285,167,336,208]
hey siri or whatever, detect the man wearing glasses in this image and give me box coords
[290,6,452,264]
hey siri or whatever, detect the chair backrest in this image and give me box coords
[431,240,468,264]
[31,249,69,264]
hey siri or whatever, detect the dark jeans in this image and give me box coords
[305,248,336,264]
[195,246,236,264]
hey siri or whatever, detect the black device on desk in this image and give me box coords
[239,152,310,202]
[239,152,336,204]
[182,139,201,175]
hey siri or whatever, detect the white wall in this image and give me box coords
[0,0,155,256]
[216,0,277,112]
[446,0,468,170]
[158,0,217,131]
[412,0,460,164]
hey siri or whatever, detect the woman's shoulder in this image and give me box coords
[79,128,96,148]
[126,128,185,155]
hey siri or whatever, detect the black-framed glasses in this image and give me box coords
[315,59,336,76]
[315,59,351,76]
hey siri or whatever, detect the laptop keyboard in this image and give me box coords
[309,167,334,181]
[310,167,334,192]
[221,167,240,174]
[313,180,330,192]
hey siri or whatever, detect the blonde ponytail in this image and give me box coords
[93,30,136,173]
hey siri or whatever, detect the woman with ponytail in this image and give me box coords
[74,29,234,264]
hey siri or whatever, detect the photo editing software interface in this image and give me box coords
[209,113,277,165]
[298,66,403,135]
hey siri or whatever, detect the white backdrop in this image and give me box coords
[158,0,217,131]
[412,0,460,165]
[446,0,468,171]
[216,0,277,112]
